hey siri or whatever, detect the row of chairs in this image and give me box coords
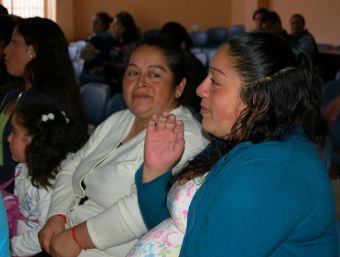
[80,83,127,128]
[143,25,246,50]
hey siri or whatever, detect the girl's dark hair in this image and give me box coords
[96,12,113,31]
[124,37,193,105]
[174,32,328,182]
[115,11,140,44]
[15,103,71,189]
[16,17,88,151]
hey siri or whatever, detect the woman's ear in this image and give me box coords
[27,45,36,60]
[175,78,186,98]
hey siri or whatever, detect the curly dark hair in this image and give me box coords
[14,103,71,189]
[173,32,328,182]
[16,17,88,151]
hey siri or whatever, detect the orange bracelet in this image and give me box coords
[72,226,84,249]
[56,214,67,224]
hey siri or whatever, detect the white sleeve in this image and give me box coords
[87,182,146,249]
[11,187,51,256]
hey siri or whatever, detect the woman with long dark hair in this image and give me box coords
[1,17,88,193]
[131,32,337,256]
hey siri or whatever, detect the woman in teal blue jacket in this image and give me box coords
[132,32,338,257]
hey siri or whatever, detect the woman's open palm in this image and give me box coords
[143,112,184,182]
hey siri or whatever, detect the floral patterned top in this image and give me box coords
[127,175,206,257]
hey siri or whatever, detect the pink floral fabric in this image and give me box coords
[127,176,205,257]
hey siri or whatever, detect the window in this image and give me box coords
[1,0,55,20]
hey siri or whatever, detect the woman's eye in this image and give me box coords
[149,72,161,79]
[210,78,219,86]
[126,70,138,77]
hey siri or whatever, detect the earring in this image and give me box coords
[29,54,33,59]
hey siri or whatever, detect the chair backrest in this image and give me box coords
[229,24,246,38]
[322,80,340,166]
[105,93,127,118]
[190,31,208,48]
[317,43,334,51]
[80,83,111,126]
[143,29,160,39]
[193,51,209,69]
[203,47,217,65]
[206,27,228,48]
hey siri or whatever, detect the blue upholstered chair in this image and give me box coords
[105,93,127,118]
[322,80,340,168]
[143,29,161,39]
[206,27,228,48]
[193,51,209,69]
[190,31,208,49]
[229,24,246,38]
[80,83,111,126]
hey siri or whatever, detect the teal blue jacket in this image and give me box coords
[0,195,9,257]
[136,131,338,257]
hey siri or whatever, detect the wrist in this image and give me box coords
[72,226,85,250]
[56,214,67,224]
[71,222,94,250]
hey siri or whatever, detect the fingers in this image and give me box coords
[148,112,184,132]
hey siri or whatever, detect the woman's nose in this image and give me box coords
[196,76,209,98]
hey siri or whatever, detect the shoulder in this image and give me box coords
[99,109,133,128]
[217,132,323,179]
[89,109,133,140]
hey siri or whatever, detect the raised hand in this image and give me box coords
[143,112,185,182]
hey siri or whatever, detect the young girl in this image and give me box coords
[7,102,71,257]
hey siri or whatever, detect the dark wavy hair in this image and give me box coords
[16,17,88,151]
[173,32,328,182]
[14,103,71,189]
[115,11,140,44]
[123,37,193,106]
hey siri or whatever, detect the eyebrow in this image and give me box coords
[127,63,167,72]
[210,66,226,77]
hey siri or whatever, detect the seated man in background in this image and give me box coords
[289,13,318,62]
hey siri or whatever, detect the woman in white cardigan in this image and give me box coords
[38,38,209,257]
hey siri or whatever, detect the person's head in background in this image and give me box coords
[8,102,71,189]
[0,15,19,60]
[289,14,306,37]
[112,11,140,44]
[123,38,190,120]
[262,11,286,36]
[91,12,113,36]
[4,17,88,151]
[159,21,193,50]
[159,21,206,113]
[252,7,269,32]
[0,4,9,15]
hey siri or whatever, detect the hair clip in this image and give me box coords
[61,111,70,124]
[41,113,55,122]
